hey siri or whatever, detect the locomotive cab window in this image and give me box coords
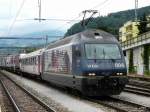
[85,44,121,59]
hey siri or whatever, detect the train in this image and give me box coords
[0,29,128,96]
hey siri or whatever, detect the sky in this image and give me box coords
[0,0,150,37]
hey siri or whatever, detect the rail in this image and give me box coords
[86,96,150,112]
[125,85,150,97]
[2,73,56,112]
[0,78,21,112]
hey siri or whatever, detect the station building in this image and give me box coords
[119,20,139,42]
[119,20,150,76]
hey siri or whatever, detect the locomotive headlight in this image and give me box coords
[117,73,123,75]
[120,73,123,75]
[88,73,96,76]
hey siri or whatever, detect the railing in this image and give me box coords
[121,31,150,48]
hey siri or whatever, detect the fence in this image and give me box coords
[121,31,150,48]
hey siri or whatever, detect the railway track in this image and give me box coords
[2,70,150,112]
[0,80,15,112]
[129,80,150,89]
[0,78,20,112]
[124,85,150,97]
[123,78,150,97]
[0,74,56,112]
[86,96,150,112]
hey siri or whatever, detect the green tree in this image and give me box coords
[65,5,150,37]
[138,13,147,34]
[129,49,135,73]
[24,47,37,53]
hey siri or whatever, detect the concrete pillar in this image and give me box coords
[125,50,130,73]
[133,46,144,75]
[125,46,144,75]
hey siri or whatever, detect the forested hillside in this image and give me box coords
[65,6,150,37]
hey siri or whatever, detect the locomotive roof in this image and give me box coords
[20,48,45,59]
[46,29,118,49]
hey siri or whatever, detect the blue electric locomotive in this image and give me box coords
[42,29,128,96]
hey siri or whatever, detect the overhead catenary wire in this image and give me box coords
[50,14,83,32]
[51,0,110,32]
[6,0,110,37]
[7,0,26,36]
[0,36,63,39]
[10,0,109,33]
[71,0,110,21]
[90,0,110,10]
[38,0,42,22]
[16,18,80,22]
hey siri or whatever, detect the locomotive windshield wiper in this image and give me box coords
[94,48,97,62]
[103,48,106,59]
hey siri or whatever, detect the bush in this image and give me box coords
[129,66,137,73]
[144,70,150,76]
